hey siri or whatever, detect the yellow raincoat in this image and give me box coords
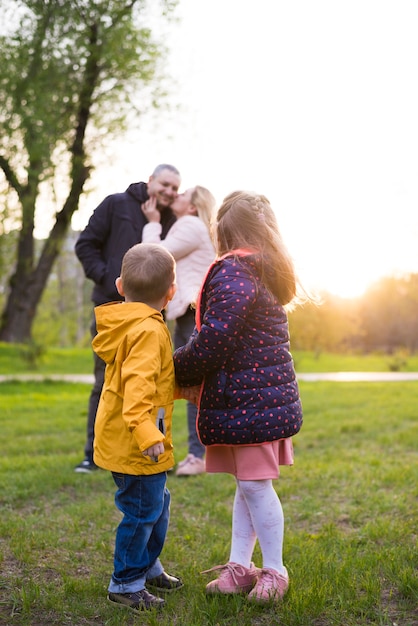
[92,301,175,475]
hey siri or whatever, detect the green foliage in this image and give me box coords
[0,228,18,304]
[0,381,417,624]
[289,294,358,353]
[359,274,418,353]
[0,0,179,343]
[0,0,176,171]
[289,273,418,355]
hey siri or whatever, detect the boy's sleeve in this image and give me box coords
[120,328,166,452]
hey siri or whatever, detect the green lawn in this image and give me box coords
[0,378,417,625]
[1,342,418,375]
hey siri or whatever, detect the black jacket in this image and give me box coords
[75,182,176,305]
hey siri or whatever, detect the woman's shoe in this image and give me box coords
[175,454,205,476]
[203,562,259,594]
[247,567,289,603]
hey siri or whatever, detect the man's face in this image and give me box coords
[147,170,181,210]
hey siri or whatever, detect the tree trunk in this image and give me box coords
[0,278,37,343]
[0,161,90,343]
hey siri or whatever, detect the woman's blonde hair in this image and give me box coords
[190,186,217,233]
[216,191,298,306]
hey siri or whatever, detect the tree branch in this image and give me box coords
[0,154,24,198]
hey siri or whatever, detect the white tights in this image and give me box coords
[229,478,286,574]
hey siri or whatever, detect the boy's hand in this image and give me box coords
[143,442,165,462]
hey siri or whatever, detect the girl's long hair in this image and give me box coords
[215,191,299,306]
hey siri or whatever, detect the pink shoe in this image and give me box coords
[176,454,193,470]
[247,567,289,603]
[203,562,259,594]
[176,454,205,476]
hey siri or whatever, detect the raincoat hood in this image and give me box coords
[93,301,163,364]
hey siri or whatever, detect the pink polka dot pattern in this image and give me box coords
[173,256,302,445]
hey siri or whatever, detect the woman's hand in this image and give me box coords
[142,197,161,223]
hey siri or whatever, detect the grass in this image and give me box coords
[1,342,418,375]
[0,376,417,625]
[0,382,418,626]
[293,350,418,373]
[0,343,93,375]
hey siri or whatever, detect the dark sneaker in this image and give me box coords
[74,459,98,473]
[147,571,184,593]
[108,589,165,612]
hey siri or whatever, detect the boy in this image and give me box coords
[92,242,182,612]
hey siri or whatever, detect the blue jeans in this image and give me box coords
[108,472,170,593]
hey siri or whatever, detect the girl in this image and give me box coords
[142,186,216,476]
[173,190,303,603]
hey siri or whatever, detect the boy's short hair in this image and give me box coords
[121,243,175,302]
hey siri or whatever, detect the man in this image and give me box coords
[74,163,181,472]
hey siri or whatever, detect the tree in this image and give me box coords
[359,274,418,353]
[288,292,360,354]
[0,0,177,342]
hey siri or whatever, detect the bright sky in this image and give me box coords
[73,0,418,298]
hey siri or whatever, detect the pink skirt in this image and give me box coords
[205,438,294,480]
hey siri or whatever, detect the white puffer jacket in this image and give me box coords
[142,215,215,320]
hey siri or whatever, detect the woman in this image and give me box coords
[142,186,216,476]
